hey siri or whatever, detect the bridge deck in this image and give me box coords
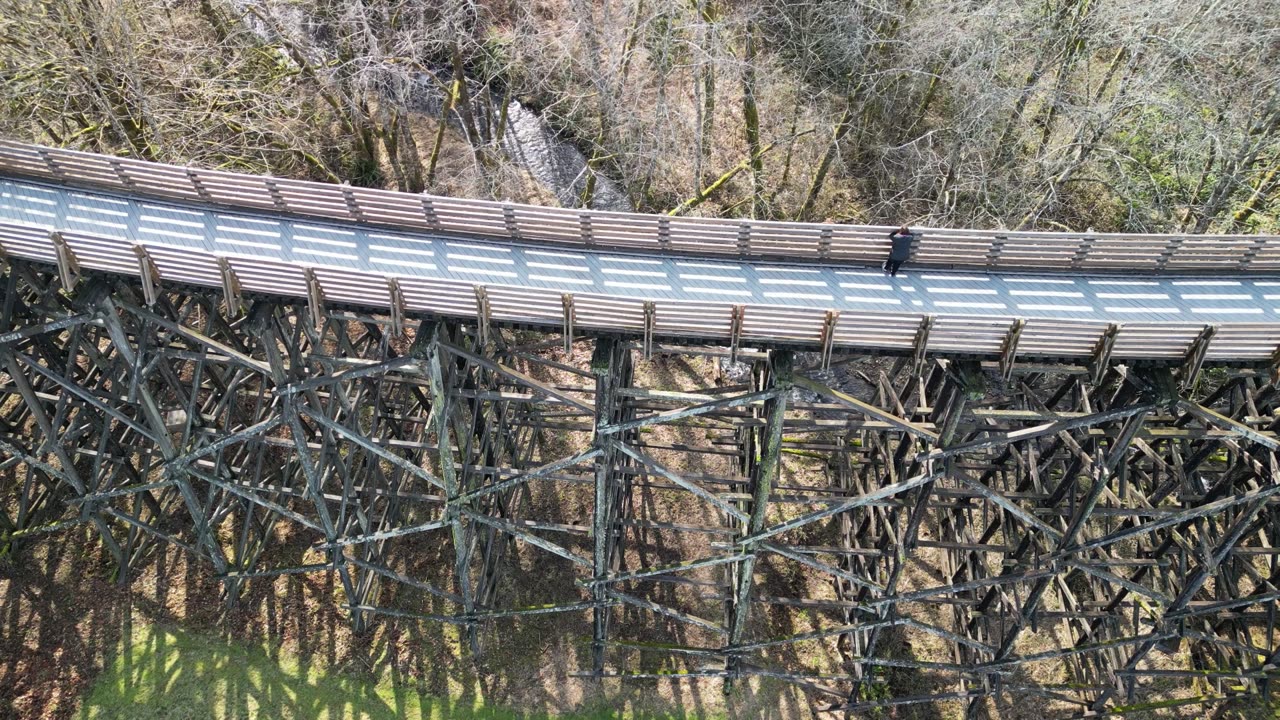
[2,153,1279,362]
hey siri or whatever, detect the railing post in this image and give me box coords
[818,227,832,261]
[386,277,407,338]
[658,217,671,253]
[304,267,326,330]
[340,183,363,223]
[911,315,935,377]
[186,168,213,201]
[729,304,745,363]
[986,235,1007,268]
[1071,228,1095,269]
[50,231,79,290]
[1240,235,1268,271]
[474,286,491,347]
[132,245,161,306]
[736,222,751,257]
[561,293,576,354]
[503,203,520,240]
[264,178,288,212]
[108,158,135,190]
[1157,234,1185,271]
[579,213,594,246]
[217,257,243,317]
[1179,325,1216,392]
[421,196,441,231]
[642,301,656,359]
[999,318,1026,381]
[36,148,65,180]
[1090,323,1121,386]
[819,310,840,370]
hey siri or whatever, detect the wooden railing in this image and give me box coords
[3,140,1279,273]
[1,139,1279,364]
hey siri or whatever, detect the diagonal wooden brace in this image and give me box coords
[1090,323,1120,386]
[1178,324,1216,392]
[911,315,935,377]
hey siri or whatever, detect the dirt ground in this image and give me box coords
[2,349,1277,720]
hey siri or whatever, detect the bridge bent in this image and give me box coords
[2,141,1279,362]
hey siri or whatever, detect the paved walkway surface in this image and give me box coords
[2,178,1276,326]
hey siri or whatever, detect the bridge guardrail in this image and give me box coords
[2,140,1280,363]
[3,213,1277,363]
[2,140,1278,274]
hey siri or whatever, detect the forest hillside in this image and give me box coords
[2,0,1278,231]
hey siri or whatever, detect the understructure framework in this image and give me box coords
[3,260,1279,718]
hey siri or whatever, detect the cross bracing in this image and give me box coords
[1,260,1279,717]
[0,142,1279,716]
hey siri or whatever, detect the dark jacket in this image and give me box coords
[888,230,915,262]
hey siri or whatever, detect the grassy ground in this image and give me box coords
[81,617,705,720]
[1,533,787,720]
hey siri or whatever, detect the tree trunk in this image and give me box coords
[451,43,488,169]
[1017,51,1143,229]
[796,102,853,221]
[741,20,764,219]
[1192,102,1280,233]
[669,142,775,217]
[396,111,425,194]
[426,76,458,188]
[694,0,716,190]
[581,0,646,208]
[1229,158,1280,231]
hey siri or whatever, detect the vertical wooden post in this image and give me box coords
[50,231,79,291]
[386,277,407,338]
[217,257,243,318]
[999,318,1026,381]
[473,286,491,347]
[590,338,624,674]
[562,293,576,355]
[726,350,791,687]
[426,323,477,653]
[820,310,840,370]
[132,245,161,307]
[642,301,656,359]
[303,267,326,330]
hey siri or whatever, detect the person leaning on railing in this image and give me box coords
[885,225,915,277]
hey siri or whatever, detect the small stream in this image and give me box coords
[406,73,631,212]
[237,1,632,212]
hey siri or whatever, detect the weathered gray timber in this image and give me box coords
[2,260,1279,718]
[5,141,1280,363]
[4,140,1280,716]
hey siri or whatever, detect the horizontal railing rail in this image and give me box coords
[2,213,1277,363]
[2,140,1280,364]
[3,140,1279,273]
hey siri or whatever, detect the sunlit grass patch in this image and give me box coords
[81,621,704,719]
[81,622,500,719]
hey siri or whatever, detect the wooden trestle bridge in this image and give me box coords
[3,141,1280,717]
